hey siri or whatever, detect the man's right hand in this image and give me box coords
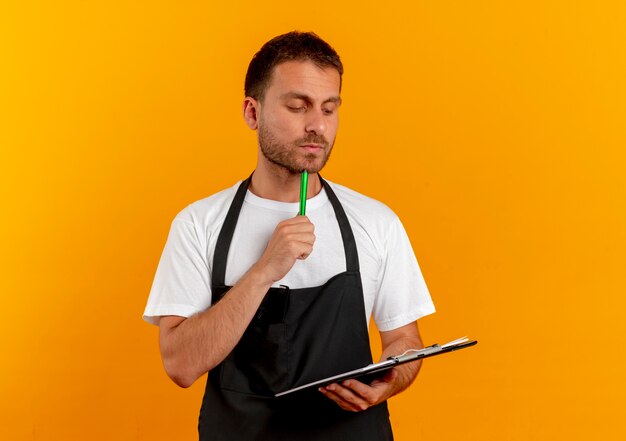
[159,215,315,388]
[252,215,316,284]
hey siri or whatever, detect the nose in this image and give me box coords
[304,109,327,136]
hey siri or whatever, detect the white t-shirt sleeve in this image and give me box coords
[372,216,436,331]
[143,215,212,325]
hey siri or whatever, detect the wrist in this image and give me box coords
[244,263,275,291]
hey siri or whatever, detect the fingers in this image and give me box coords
[276,217,315,259]
[319,383,369,412]
[319,370,399,412]
[276,216,315,238]
[254,216,316,283]
[319,379,385,412]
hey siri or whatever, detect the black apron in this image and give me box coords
[198,176,393,441]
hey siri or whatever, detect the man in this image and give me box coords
[144,31,435,440]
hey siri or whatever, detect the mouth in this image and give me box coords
[300,143,325,153]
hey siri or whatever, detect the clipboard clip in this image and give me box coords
[387,337,472,363]
[389,344,443,363]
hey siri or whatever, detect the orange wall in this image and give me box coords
[2,1,625,440]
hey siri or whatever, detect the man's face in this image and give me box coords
[255,60,341,174]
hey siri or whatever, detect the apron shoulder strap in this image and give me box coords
[319,177,360,273]
[212,176,251,289]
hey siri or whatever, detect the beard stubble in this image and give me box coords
[258,122,333,174]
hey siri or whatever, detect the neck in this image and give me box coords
[249,160,322,203]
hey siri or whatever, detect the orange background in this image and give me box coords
[2,1,625,440]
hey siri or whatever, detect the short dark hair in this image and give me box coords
[244,31,343,101]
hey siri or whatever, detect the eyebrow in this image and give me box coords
[280,92,342,106]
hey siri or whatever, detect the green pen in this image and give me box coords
[299,171,309,216]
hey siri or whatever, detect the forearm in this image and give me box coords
[379,329,424,396]
[158,216,315,387]
[159,265,273,388]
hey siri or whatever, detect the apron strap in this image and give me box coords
[211,173,360,290]
[211,175,252,288]
[319,177,360,273]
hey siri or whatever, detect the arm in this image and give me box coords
[159,215,315,388]
[319,321,424,412]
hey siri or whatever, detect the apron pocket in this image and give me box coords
[220,322,289,396]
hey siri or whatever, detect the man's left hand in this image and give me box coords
[320,322,423,412]
[318,368,399,412]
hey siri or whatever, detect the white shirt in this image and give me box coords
[144,180,435,331]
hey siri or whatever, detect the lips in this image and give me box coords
[300,143,324,152]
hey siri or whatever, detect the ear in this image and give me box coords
[242,97,259,130]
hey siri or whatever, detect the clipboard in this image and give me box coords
[275,337,477,397]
